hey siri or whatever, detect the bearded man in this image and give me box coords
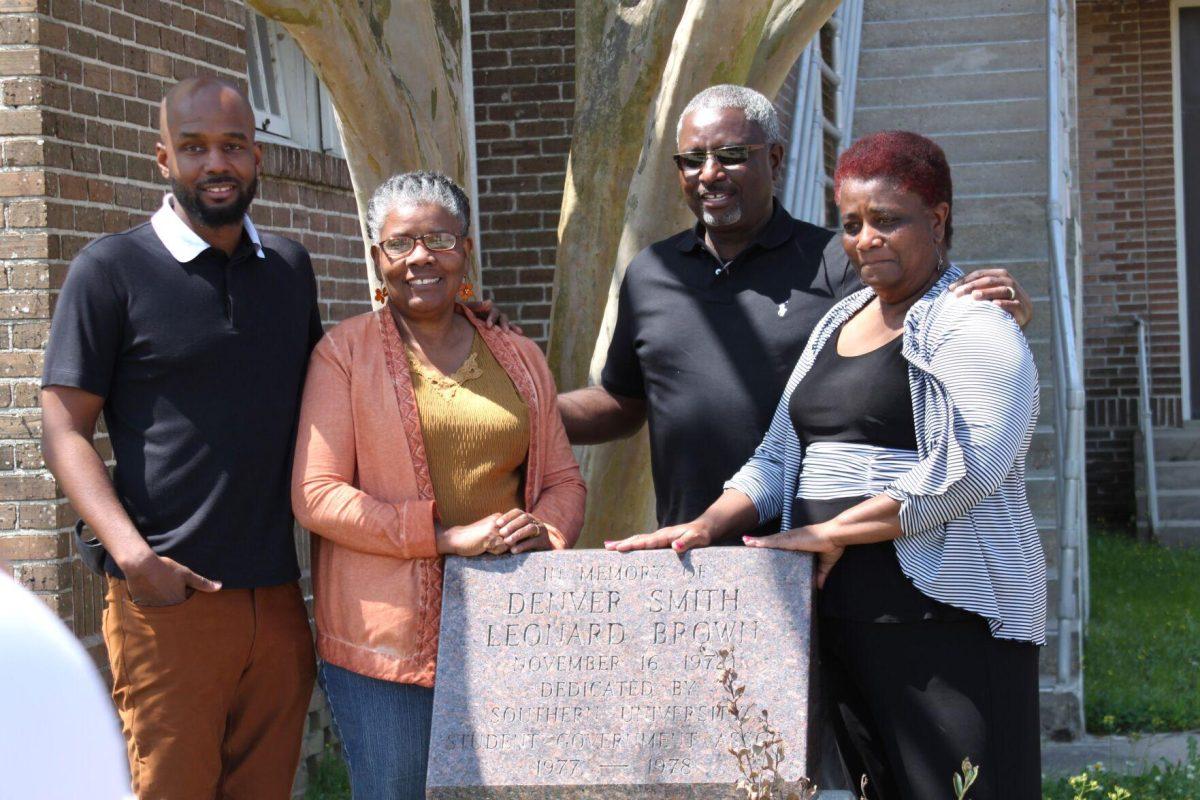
[41,76,320,799]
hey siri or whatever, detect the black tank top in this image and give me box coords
[790,325,970,622]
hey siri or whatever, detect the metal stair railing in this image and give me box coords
[1134,316,1160,541]
[1048,0,1088,698]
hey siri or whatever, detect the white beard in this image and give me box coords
[702,204,742,228]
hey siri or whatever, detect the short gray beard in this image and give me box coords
[702,204,742,228]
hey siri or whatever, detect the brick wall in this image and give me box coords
[1076,0,1180,519]
[469,0,573,346]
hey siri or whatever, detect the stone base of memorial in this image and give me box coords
[426,549,819,799]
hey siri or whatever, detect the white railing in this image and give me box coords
[782,0,863,226]
[1135,316,1161,540]
[1047,0,1088,695]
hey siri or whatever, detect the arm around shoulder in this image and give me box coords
[512,335,586,549]
[291,330,439,559]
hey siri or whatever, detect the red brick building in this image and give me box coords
[1075,0,1200,529]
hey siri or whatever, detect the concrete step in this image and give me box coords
[1140,427,1200,461]
[953,159,1048,198]
[1154,521,1200,549]
[1028,428,1058,472]
[951,218,1050,262]
[1040,521,1065,571]
[853,97,1046,140]
[861,10,1045,49]
[858,39,1046,80]
[1027,472,1058,517]
[1133,489,1200,521]
[1135,459,1200,490]
[856,68,1045,109]
[953,194,1044,226]
[926,128,1049,167]
[865,0,1044,23]
[1039,679,1085,740]
[1040,618,1081,678]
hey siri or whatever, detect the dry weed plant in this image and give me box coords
[712,646,817,800]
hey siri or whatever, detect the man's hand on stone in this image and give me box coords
[949,268,1033,328]
[123,552,221,607]
[604,521,714,554]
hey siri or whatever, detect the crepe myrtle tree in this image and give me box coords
[248,0,841,544]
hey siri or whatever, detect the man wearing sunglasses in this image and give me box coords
[559,84,1032,546]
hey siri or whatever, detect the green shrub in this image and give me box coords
[1042,739,1199,800]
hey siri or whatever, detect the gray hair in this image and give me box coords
[365,171,471,242]
[676,84,783,145]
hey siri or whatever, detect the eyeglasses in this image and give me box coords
[672,144,768,172]
[378,232,461,258]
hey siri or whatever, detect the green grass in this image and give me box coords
[1042,739,1200,800]
[304,748,349,800]
[1083,533,1200,734]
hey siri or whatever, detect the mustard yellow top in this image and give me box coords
[407,332,531,527]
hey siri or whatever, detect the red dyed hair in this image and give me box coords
[833,130,954,248]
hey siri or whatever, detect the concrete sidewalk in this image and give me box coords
[1042,731,1199,777]
[809,733,1200,797]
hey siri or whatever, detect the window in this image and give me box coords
[245,11,290,138]
[244,10,343,157]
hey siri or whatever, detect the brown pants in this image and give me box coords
[103,577,316,800]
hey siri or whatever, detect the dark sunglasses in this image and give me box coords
[378,232,461,258]
[672,143,768,172]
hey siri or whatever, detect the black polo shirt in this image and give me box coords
[601,201,861,535]
[43,211,323,588]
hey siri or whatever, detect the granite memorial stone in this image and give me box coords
[427,548,816,799]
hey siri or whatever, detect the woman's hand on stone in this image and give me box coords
[497,508,552,554]
[604,521,714,554]
[742,525,844,589]
[437,513,507,557]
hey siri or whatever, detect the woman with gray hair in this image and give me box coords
[291,171,586,799]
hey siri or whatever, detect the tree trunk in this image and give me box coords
[549,0,839,546]
[252,0,838,545]
[245,0,480,299]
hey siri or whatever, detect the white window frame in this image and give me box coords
[1171,0,1200,419]
[245,10,291,139]
[316,81,344,158]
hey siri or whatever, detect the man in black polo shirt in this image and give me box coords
[41,77,319,799]
[560,85,1031,549]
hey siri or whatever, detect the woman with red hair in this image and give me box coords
[629,131,1045,798]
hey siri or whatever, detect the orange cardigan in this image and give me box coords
[291,307,586,686]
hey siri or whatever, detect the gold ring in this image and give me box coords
[1006,285,1016,301]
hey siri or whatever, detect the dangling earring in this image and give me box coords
[936,250,947,273]
[457,281,475,302]
[374,285,388,303]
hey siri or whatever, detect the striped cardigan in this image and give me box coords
[726,267,1047,644]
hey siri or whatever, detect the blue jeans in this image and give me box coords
[319,662,434,800]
